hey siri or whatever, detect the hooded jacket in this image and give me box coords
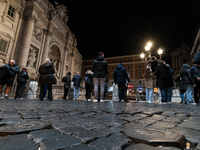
[39,63,57,85]
[0,62,20,81]
[92,56,108,78]
[114,64,130,83]
[193,51,200,65]
[17,69,29,83]
[180,64,195,85]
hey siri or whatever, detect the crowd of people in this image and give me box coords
[1,51,200,104]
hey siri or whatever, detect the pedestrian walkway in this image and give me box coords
[0,99,199,150]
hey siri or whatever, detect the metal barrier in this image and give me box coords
[2,79,181,101]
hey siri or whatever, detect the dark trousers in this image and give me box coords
[39,85,52,100]
[85,84,91,99]
[118,82,127,101]
[160,87,168,103]
[194,84,200,103]
[15,83,26,98]
[63,87,69,99]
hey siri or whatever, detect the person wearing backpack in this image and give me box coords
[15,68,29,99]
[154,60,170,104]
[62,72,71,100]
[175,74,185,103]
[84,70,93,101]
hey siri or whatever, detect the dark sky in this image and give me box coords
[49,0,200,63]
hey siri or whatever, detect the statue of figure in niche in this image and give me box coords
[27,48,36,67]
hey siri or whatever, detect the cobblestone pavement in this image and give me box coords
[0,99,200,150]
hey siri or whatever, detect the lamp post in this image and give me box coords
[140,42,163,68]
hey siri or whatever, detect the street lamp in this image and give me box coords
[140,42,163,68]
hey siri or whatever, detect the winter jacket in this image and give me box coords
[72,75,82,87]
[62,75,71,88]
[154,63,170,88]
[190,65,200,85]
[180,64,195,85]
[17,70,29,83]
[166,64,174,87]
[114,64,130,84]
[39,63,57,85]
[175,75,185,92]
[0,62,20,81]
[92,56,108,78]
[145,74,154,89]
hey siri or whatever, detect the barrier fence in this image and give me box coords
[1,79,181,101]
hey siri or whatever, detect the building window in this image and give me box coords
[0,39,8,52]
[138,72,142,77]
[112,66,114,70]
[7,5,15,18]
[128,65,130,69]
[183,59,187,63]
[111,73,114,78]
[112,59,114,63]
[138,64,141,69]
[128,57,130,62]
[120,58,122,63]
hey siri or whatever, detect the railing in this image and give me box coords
[1,79,181,101]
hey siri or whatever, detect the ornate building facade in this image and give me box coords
[170,44,192,78]
[0,0,82,80]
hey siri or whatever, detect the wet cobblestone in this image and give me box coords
[0,99,200,150]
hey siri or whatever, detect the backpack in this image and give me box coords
[85,76,91,84]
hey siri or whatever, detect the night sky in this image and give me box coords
[49,0,200,63]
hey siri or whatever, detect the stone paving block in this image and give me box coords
[148,121,176,129]
[170,127,200,144]
[0,114,21,119]
[0,119,51,136]
[164,116,185,123]
[161,111,176,117]
[60,126,88,135]
[178,119,200,131]
[151,114,167,121]
[29,129,62,143]
[73,130,104,143]
[93,127,123,136]
[142,110,163,116]
[123,127,185,149]
[89,132,132,150]
[0,118,23,125]
[0,134,37,150]
[67,144,95,150]
[125,143,162,150]
[52,121,75,129]
[39,134,82,150]
[135,117,157,125]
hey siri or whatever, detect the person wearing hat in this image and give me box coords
[15,68,29,99]
[62,72,71,100]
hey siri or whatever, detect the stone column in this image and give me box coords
[41,30,52,64]
[18,14,37,68]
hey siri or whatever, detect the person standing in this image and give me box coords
[62,72,71,100]
[15,68,29,99]
[72,71,82,100]
[92,52,108,102]
[114,64,130,102]
[39,58,57,101]
[144,67,154,103]
[84,70,93,101]
[154,61,170,104]
[165,63,174,104]
[190,64,200,104]
[0,60,20,99]
[180,64,195,104]
[175,75,185,103]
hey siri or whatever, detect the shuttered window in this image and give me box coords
[0,39,8,52]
